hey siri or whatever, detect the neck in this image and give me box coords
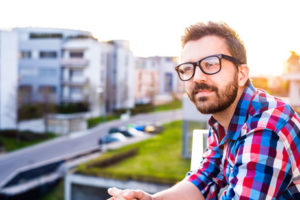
[212,87,244,131]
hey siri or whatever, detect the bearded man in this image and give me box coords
[108,21,300,200]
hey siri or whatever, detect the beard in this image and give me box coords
[187,73,238,114]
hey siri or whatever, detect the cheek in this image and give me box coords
[184,81,193,93]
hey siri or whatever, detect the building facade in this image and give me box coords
[15,28,109,117]
[61,37,107,117]
[105,40,135,113]
[15,28,92,104]
[0,31,18,129]
[135,56,184,105]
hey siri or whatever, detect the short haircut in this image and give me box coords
[181,21,247,64]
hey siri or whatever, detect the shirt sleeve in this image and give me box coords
[221,128,293,200]
[186,129,226,200]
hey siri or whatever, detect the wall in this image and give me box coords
[0,31,18,129]
[65,174,171,200]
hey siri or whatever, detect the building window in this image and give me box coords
[124,55,129,66]
[39,51,57,59]
[70,51,84,58]
[20,51,31,59]
[38,86,56,102]
[70,87,81,94]
[19,85,32,104]
[39,86,56,93]
[70,70,83,77]
[164,73,173,92]
[20,68,38,76]
[30,33,63,39]
[101,52,106,65]
[39,68,57,77]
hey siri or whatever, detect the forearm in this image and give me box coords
[152,181,204,200]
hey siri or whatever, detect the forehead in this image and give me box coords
[181,35,230,62]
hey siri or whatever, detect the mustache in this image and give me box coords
[192,83,218,94]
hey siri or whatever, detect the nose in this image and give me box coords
[192,66,207,82]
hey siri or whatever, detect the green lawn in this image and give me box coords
[0,132,56,152]
[41,180,64,200]
[87,114,120,128]
[153,99,182,112]
[42,120,189,199]
[76,120,190,184]
[87,99,182,128]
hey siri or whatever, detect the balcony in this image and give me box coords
[62,77,88,87]
[61,95,84,103]
[60,58,89,68]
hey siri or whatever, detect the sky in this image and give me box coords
[1,0,300,76]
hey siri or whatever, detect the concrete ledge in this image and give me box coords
[65,173,172,200]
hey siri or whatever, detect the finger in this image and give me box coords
[108,187,122,196]
[123,190,147,199]
[108,187,128,200]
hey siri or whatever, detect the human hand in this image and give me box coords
[107,187,153,200]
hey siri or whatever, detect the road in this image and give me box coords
[0,110,182,188]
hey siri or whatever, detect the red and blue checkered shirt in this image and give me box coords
[187,83,300,199]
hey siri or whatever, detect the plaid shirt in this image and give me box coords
[187,83,300,199]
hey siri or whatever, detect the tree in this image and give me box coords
[285,51,300,73]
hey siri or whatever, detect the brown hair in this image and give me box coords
[181,21,247,64]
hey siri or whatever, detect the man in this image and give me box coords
[108,21,300,199]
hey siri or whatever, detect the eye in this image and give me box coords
[204,61,217,68]
[201,57,220,72]
[179,64,194,74]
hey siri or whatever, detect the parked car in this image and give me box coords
[133,124,163,134]
[98,123,162,145]
[127,127,145,137]
[108,127,134,137]
[98,132,127,144]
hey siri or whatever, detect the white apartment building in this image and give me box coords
[135,56,184,104]
[14,28,137,116]
[0,31,18,129]
[14,27,110,117]
[15,27,92,104]
[61,38,107,117]
[106,40,135,113]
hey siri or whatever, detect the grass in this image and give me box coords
[0,133,56,152]
[41,180,64,200]
[41,120,189,199]
[87,114,120,128]
[76,120,190,184]
[153,99,182,112]
[87,99,182,128]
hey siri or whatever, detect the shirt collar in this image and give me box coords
[208,82,256,141]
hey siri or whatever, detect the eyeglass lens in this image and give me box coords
[177,56,220,80]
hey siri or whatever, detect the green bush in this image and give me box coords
[87,114,120,128]
[86,147,138,168]
[131,103,154,115]
[18,103,89,121]
[0,130,56,152]
[56,102,89,114]
[154,99,182,112]
[0,130,53,141]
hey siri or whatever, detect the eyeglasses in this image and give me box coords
[175,54,241,81]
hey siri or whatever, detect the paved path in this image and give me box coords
[0,110,182,188]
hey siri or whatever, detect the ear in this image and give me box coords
[238,64,249,87]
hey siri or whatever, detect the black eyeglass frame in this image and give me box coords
[175,54,242,81]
